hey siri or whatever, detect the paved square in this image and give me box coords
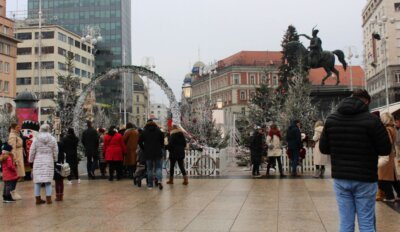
[1,177,399,232]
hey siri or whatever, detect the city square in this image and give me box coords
[1,0,400,231]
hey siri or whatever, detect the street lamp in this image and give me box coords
[346,46,359,91]
[216,98,223,109]
[371,16,396,112]
[182,83,192,99]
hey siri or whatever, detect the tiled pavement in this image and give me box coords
[1,175,399,232]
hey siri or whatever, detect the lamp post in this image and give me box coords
[182,82,192,123]
[346,46,359,91]
[371,16,395,111]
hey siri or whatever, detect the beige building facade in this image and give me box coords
[0,0,19,110]
[131,74,148,127]
[362,0,400,109]
[15,25,94,122]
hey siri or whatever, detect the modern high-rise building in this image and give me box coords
[362,0,400,110]
[27,0,132,108]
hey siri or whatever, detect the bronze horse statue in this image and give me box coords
[285,41,347,85]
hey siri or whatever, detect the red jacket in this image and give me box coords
[103,132,126,161]
[1,154,18,181]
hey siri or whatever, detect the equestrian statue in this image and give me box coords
[287,27,347,85]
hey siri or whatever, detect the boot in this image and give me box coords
[35,196,45,205]
[55,194,63,201]
[266,167,270,176]
[11,190,22,200]
[166,176,174,184]
[46,196,52,204]
[183,176,189,185]
[376,189,384,201]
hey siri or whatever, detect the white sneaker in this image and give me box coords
[67,181,72,185]
[77,179,81,184]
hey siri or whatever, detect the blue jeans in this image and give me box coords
[34,182,52,197]
[146,159,162,187]
[333,179,377,232]
[290,149,299,174]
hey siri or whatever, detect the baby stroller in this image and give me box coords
[133,148,147,187]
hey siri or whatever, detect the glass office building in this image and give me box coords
[28,0,132,108]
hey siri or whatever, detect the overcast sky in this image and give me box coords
[7,0,366,104]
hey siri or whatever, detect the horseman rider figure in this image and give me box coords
[299,27,322,68]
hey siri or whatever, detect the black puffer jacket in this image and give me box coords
[319,97,391,182]
[167,129,187,160]
[138,122,164,161]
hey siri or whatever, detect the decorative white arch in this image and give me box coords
[73,65,180,133]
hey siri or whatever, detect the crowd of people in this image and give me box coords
[0,118,190,204]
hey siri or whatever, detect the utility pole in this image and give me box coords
[37,0,42,123]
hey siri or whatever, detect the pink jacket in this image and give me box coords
[1,154,18,181]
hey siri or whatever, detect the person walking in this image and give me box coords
[98,128,107,178]
[1,143,18,203]
[123,123,139,179]
[103,126,126,181]
[286,120,302,177]
[312,120,329,178]
[8,123,23,200]
[166,124,188,185]
[266,124,285,177]
[81,121,99,179]
[63,128,80,184]
[29,124,58,205]
[139,119,164,190]
[319,89,391,232]
[377,112,400,202]
[250,126,264,178]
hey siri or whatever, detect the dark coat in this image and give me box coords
[250,131,264,164]
[319,97,391,182]
[54,142,65,181]
[62,133,79,166]
[81,126,99,157]
[167,129,187,160]
[139,122,164,161]
[286,121,302,151]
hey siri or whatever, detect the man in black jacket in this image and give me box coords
[81,121,99,179]
[286,120,302,176]
[319,89,391,232]
[138,119,164,190]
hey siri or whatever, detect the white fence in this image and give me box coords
[281,147,316,173]
[166,147,229,176]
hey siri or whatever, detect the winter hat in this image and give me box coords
[39,124,50,133]
[1,143,13,153]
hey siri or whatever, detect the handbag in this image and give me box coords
[56,163,71,177]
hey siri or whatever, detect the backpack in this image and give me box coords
[56,163,71,177]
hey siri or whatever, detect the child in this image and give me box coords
[1,143,18,203]
[133,145,147,187]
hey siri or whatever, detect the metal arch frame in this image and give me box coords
[73,65,180,134]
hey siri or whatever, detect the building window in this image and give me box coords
[273,75,278,86]
[4,44,10,55]
[17,62,32,70]
[16,77,32,85]
[137,107,140,114]
[260,75,267,84]
[233,74,240,85]
[0,61,2,72]
[241,107,246,115]
[81,57,87,65]
[35,31,54,39]
[397,38,400,48]
[58,47,67,56]
[34,61,54,69]
[2,26,8,35]
[82,70,87,77]
[34,76,54,85]
[240,90,246,100]
[75,54,81,62]
[249,75,256,85]
[75,40,80,49]
[35,46,54,54]
[4,62,9,73]
[36,91,55,99]
[68,37,74,45]
[58,62,67,71]
[57,32,67,42]
[3,81,9,93]
[75,68,81,76]
[17,47,32,55]
[396,73,400,83]
[136,95,139,102]
[395,3,400,12]
[16,32,32,40]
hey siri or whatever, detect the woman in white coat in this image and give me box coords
[266,124,285,177]
[312,120,329,178]
[29,124,58,204]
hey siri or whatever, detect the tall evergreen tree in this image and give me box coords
[55,53,82,134]
[278,25,300,91]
